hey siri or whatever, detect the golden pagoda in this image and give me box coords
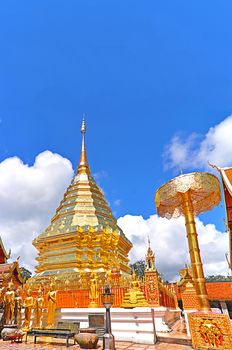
[32,119,132,286]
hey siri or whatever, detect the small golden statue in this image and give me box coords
[0,285,5,300]
[23,288,34,331]
[106,270,111,284]
[4,281,15,325]
[121,272,148,308]
[47,282,57,328]
[14,288,23,327]
[64,279,70,291]
[170,284,179,310]
[34,287,44,329]
[88,273,98,308]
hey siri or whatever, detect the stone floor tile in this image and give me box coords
[0,339,193,350]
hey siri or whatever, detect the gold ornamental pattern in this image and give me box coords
[188,313,232,349]
[155,172,221,219]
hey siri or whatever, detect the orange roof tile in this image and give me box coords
[176,281,232,301]
[224,168,232,184]
[0,263,14,273]
[206,282,232,300]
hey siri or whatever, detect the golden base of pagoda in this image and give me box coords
[188,312,232,349]
[121,290,149,308]
[88,300,99,308]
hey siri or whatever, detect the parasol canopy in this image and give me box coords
[155,172,221,219]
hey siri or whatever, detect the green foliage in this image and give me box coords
[205,274,232,282]
[20,267,32,282]
[130,259,146,279]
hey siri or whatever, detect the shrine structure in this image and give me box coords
[0,237,24,289]
[217,166,232,271]
[19,120,179,344]
[27,120,177,313]
[32,118,133,289]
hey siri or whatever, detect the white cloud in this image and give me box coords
[114,199,121,207]
[117,214,229,282]
[0,149,228,284]
[0,151,74,272]
[93,170,108,180]
[164,115,232,171]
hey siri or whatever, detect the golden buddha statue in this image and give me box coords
[106,270,111,284]
[0,285,5,302]
[121,272,148,308]
[14,288,23,327]
[23,288,34,331]
[34,287,44,328]
[88,273,98,308]
[46,282,57,328]
[4,281,15,325]
[64,279,70,291]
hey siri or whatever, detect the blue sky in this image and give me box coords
[0,1,232,277]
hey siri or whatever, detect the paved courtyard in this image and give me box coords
[0,339,193,350]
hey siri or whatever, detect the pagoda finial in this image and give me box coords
[77,115,90,175]
[145,238,155,271]
[81,115,86,135]
[81,115,86,154]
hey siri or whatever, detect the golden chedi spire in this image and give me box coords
[33,118,132,283]
[77,116,90,175]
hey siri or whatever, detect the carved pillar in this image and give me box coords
[144,270,160,307]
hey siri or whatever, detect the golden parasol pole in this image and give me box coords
[182,191,210,311]
[155,172,221,312]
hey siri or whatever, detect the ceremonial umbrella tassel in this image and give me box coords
[155,172,221,312]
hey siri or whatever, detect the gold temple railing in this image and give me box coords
[23,271,178,309]
[21,285,177,309]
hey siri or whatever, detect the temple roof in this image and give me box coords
[218,167,232,270]
[0,236,10,264]
[176,281,232,301]
[0,261,24,284]
[220,167,232,196]
[34,119,131,245]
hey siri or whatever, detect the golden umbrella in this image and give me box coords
[155,172,221,311]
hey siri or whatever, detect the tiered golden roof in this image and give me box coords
[33,119,132,282]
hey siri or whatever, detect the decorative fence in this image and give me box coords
[25,285,176,309]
